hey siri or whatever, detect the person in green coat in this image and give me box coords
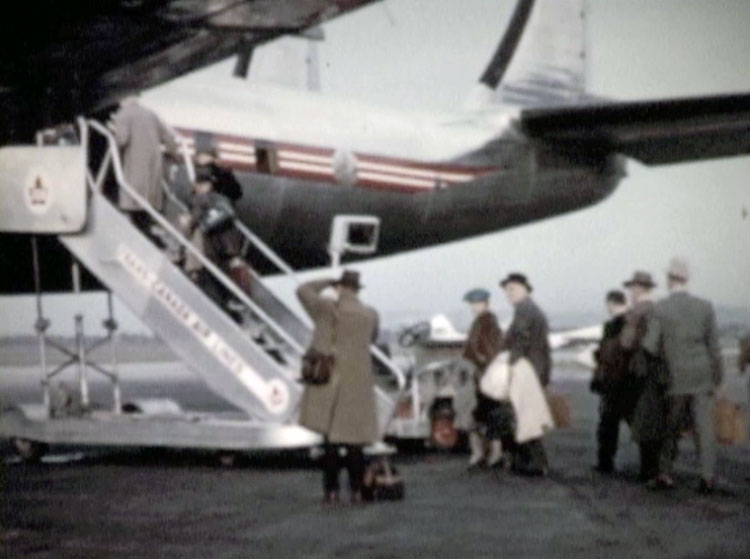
[296,270,379,504]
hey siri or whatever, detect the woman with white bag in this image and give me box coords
[480,352,555,476]
[462,288,505,470]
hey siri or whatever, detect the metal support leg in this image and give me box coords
[75,315,90,411]
[104,292,121,414]
[31,236,52,415]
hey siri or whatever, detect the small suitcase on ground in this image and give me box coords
[546,391,571,428]
[714,397,747,445]
[362,458,405,502]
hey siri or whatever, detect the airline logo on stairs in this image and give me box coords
[116,244,289,416]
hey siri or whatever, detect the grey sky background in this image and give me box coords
[1,0,748,335]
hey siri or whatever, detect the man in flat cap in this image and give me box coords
[500,272,551,475]
[620,270,668,486]
[462,288,505,469]
[644,257,723,493]
[296,270,379,505]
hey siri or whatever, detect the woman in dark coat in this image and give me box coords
[463,288,505,469]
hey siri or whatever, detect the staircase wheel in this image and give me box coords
[11,438,48,462]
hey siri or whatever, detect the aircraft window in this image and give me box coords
[347,223,378,247]
[255,145,278,174]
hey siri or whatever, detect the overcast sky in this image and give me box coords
[1,0,748,335]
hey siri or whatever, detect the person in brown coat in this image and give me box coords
[462,288,505,469]
[296,270,379,504]
[110,95,177,238]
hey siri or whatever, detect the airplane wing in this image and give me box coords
[520,93,750,165]
[0,0,377,143]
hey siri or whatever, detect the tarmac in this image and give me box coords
[2,352,750,558]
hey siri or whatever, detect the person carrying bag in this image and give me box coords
[296,271,380,505]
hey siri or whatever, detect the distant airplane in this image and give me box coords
[2,0,750,293]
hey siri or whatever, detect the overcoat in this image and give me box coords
[621,300,668,443]
[463,311,503,372]
[503,297,551,386]
[112,102,177,212]
[643,291,723,395]
[296,280,379,445]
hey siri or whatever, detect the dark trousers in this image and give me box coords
[323,443,365,494]
[514,439,548,475]
[596,385,637,470]
[128,210,164,247]
[660,393,716,480]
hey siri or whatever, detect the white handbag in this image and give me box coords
[479,352,512,401]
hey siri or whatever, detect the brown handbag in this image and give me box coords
[301,349,335,385]
[300,302,339,386]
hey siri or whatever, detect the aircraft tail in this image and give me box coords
[464,0,589,110]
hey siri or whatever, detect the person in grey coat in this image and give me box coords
[296,270,379,504]
[644,258,723,493]
[500,272,551,476]
[110,95,177,236]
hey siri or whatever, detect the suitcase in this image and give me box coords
[362,458,405,502]
[546,391,572,428]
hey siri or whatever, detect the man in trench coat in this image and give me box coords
[110,95,177,232]
[297,270,379,504]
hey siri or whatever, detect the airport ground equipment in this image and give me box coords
[0,119,405,460]
[387,322,474,449]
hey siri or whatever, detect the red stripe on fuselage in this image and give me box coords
[174,127,498,193]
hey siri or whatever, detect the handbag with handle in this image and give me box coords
[300,302,339,386]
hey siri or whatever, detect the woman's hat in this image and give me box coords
[499,272,533,292]
[333,270,362,290]
[623,271,656,289]
[463,288,490,303]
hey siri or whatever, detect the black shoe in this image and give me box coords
[323,491,340,505]
[697,479,715,495]
[646,475,674,491]
[592,464,614,476]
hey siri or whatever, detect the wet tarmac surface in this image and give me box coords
[2,360,750,558]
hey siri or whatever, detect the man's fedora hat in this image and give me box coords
[333,270,363,290]
[499,272,533,292]
[623,271,657,289]
[666,257,690,282]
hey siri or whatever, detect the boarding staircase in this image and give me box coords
[49,119,403,438]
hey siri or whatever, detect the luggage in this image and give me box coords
[228,259,253,295]
[479,352,511,401]
[714,397,748,446]
[546,391,571,428]
[199,195,235,233]
[362,458,405,502]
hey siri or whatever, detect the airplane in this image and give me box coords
[2,0,750,294]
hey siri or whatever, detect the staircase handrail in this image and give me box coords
[84,119,307,361]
